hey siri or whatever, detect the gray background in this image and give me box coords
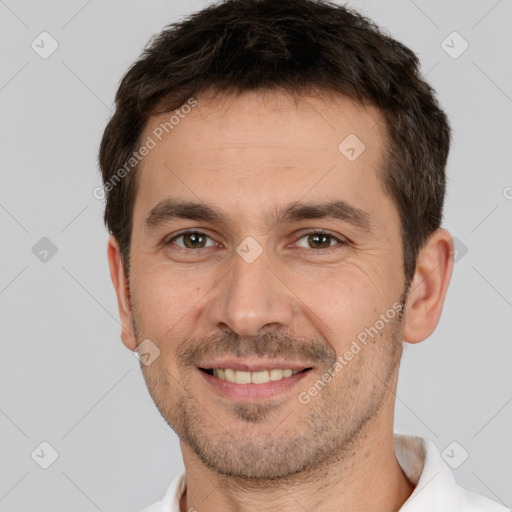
[1,0,511,510]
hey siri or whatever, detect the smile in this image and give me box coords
[198,365,313,401]
[201,368,310,384]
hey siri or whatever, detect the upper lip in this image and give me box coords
[197,358,314,372]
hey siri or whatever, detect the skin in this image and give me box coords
[108,89,454,512]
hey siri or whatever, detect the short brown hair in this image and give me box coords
[99,0,450,285]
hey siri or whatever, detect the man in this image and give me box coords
[99,1,508,510]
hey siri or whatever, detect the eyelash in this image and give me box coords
[165,230,347,253]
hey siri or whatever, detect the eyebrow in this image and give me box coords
[145,198,374,234]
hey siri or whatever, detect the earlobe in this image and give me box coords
[107,236,137,351]
[402,229,454,344]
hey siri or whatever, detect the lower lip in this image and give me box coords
[199,369,312,401]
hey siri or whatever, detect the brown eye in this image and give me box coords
[296,231,344,250]
[168,231,215,249]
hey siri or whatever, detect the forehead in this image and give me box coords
[133,89,392,228]
[143,89,385,158]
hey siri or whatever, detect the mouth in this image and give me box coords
[199,367,312,384]
[198,363,314,401]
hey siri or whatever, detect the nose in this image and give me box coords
[207,245,294,338]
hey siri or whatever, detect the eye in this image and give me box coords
[165,230,346,252]
[167,231,217,249]
[295,231,346,250]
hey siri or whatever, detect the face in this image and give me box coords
[120,90,410,479]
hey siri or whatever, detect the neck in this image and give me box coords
[179,424,414,512]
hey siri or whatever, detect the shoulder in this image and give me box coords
[394,433,509,512]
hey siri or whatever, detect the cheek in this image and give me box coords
[300,263,373,310]
[295,264,397,352]
[132,262,201,320]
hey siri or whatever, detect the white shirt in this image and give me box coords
[141,432,509,512]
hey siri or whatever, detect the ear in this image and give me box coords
[107,236,137,351]
[402,229,454,344]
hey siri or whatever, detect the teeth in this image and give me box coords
[269,369,283,381]
[224,368,236,383]
[251,370,270,384]
[211,368,302,384]
[235,370,251,384]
